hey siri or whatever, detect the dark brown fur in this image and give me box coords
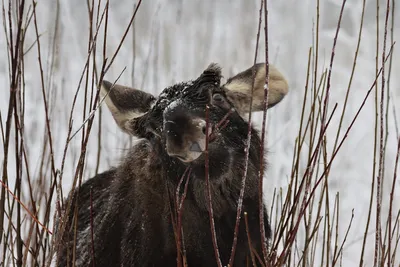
[55,63,288,267]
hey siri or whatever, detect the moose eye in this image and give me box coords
[212,93,230,109]
[212,93,224,102]
[146,122,161,139]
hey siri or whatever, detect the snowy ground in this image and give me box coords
[1,0,399,266]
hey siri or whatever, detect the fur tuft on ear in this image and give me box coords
[100,80,156,134]
[223,63,288,114]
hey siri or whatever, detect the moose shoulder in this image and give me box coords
[55,63,289,267]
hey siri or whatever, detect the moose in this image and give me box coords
[55,62,289,266]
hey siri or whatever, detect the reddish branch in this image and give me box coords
[0,0,26,247]
[229,0,264,266]
[0,179,52,235]
[205,105,223,267]
[175,166,191,267]
[275,44,394,265]
[388,137,400,266]
[259,0,270,262]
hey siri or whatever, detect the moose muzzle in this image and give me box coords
[163,106,210,162]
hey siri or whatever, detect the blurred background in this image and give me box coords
[0,0,399,266]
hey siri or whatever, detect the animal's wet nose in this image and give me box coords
[163,111,208,162]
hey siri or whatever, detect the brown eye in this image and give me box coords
[212,93,224,102]
[212,93,230,109]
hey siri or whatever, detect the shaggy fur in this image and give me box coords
[55,63,288,267]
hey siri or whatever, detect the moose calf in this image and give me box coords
[56,63,288,266]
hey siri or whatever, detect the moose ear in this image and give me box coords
[100,80,156,135]
[223,63,288,114]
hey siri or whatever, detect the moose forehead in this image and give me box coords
[152,65,222,113]
[155,81,194,110]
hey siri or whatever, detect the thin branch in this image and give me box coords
[229,0,264,265]
[205,105,223,267]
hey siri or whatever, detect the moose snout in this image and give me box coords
[163,112,210,162]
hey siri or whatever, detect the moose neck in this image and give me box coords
[161,128,265,216]
[118,131,265,216]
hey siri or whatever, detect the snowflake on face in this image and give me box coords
[152,81,193,112]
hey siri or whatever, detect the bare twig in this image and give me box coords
[228,0,264,265]
[205,105,223,267]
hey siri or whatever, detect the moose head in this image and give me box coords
[101,63,288,170]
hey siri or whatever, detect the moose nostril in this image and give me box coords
[202,125,207,135]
